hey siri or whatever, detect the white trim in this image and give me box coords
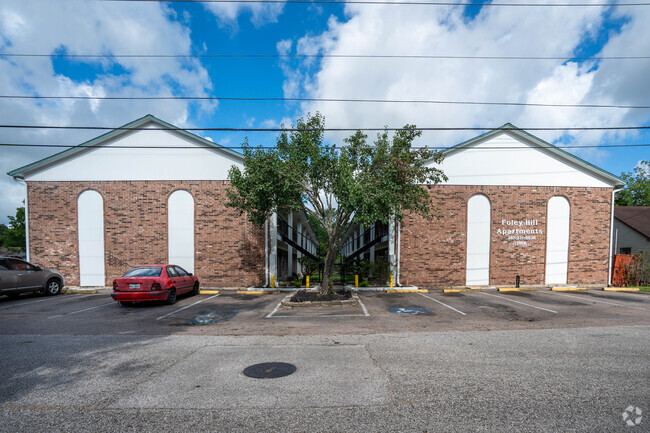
[608,188,623,286]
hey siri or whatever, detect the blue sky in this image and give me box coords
[0,0,649,223]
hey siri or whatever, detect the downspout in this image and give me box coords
[396,219,402,286]
[12,176,29,262]
[607,188,622,286]
[264,218,269,287]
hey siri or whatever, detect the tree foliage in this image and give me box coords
[226,113,447,293]
[0,206,26,253]
[615,160,650,206]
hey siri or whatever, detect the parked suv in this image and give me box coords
[0,257,65,297]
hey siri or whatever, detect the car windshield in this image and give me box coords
[123,267,162,277]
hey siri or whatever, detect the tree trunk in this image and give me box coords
[320,246,338,295]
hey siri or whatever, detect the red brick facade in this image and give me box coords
[399,185,613,287]
[27,181,264,287]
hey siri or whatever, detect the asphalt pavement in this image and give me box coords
[0,289,648,432]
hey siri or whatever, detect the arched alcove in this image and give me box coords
[78,190,105,286]
[168,190,195,273]
[545,196,571,284]
[466,194,491,286]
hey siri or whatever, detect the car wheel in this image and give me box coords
[44,279,62,296]
[165,288,177,305]
[119,301,134,307]
[192,282,199,296]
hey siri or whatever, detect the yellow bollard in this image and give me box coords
[306,276,310,288]
[390,274,393,288]
[271,275,275,289]
[355,275,359,288]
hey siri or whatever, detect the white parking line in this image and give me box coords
[358,296,370,317]
[156,294,221,321]
[418,293,467,315]
[0,295,79,310]
[545,291,646,310]
[47,301,114,319]
[269,314,369,318]
[479,291,557,314]
[265,295,288,318]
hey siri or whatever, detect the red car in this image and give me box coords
[111,265,199,306]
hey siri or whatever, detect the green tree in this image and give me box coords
[226,113,447,294]
[1,206,26,253]
[616,160,650,206]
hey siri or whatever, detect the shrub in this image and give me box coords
[359,280,369,287]
[625,251,650,286]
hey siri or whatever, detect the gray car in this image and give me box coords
[0,257,65,297]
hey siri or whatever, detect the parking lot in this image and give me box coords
[0,288,648,336]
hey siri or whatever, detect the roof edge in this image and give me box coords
[7,114,243,178]
[436,123,624,188]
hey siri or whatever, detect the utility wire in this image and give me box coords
[1,143,648,150]
[2,95,648,109]
[0,125,648,132]
[100,0,650,7]
[2,53,648,60]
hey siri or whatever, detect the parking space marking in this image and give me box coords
[266,294,371,319]
[265,296,287,318]
[0,295,80,311]
[47,301,114,319]
[478,292,557,314]
[418,293,467,315]
[544,291,646,310]
[358,296,370,316]
[156,294,221,321]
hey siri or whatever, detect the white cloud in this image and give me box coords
[0,0,213,223]
[203,2,284,29]
[279,2,649,157]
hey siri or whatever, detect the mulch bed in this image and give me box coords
[290,289,352,302]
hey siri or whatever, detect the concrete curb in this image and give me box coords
[603,287,640,292]
[551,287,588,291]
[386,289,429,293]
[199,290,220,295]
[498,287,538,292]
[61,288,99,294]
[444,288,483,293]
[236,290,281,295]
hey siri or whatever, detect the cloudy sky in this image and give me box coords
[1,0,649,223]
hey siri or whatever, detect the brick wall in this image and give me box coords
[27,181,264,287]
[399,185,612,287]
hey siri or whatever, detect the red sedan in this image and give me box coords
[111,265,199,306]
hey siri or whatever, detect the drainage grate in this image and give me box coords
[387,307,434,315]
[243,362,297,379]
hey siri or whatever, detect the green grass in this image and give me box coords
[638,286,650,293]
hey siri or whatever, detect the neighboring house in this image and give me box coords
[9,116,623,288]
[613,207,650,255]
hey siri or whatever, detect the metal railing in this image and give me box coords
[340,222,388,259]
[277,215,319,257]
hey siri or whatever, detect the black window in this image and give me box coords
[175,266,188,277]
[619,247,632,254]
[123,267,163,277]
[166,266,178,278]
[0,259,9,271]
[7,259,36,271]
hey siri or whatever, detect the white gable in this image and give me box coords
[429,132,614,188]
[24,123,242,182]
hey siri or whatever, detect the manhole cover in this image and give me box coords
[188,310,238,325]
[243,362,297,379]
[388,307,433,315]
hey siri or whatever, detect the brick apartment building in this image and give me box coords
[9,115,623,288]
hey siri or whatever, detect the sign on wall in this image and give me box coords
[496,219,543,247]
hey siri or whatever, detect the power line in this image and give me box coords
[1,143,649,150]
[0,125,648,132]
[2,95,648,109]
[100,0,650,7]
[2,53,648,61]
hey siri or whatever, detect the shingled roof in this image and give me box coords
[615,206,650,240]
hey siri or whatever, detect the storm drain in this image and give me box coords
[388,307,433,315]
[187,310,238,325]
[243,362,297,379]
